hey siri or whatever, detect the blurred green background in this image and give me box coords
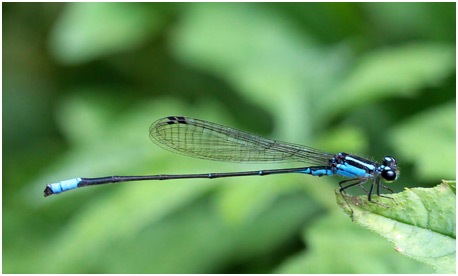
[3,2,455,273]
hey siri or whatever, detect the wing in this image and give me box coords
[149,116,333,166]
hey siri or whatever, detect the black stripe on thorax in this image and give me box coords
[338,153,378,172]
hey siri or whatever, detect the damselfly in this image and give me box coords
[44,116,399,218]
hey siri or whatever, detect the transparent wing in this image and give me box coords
[149,116,334,166]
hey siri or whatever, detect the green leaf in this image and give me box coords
[170,3,351,139]
[214,174,321,227]
[49,3,162,64]
[328,42,455,112]
[276,211,433,273]
[336,181,456,273]
[363,3,455,41]
[444,180,456,194]
[390,102,456,180]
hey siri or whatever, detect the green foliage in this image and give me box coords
[49,3,162,64]
[391,103,456,180]
[332,43,455,112]
[277,212,434,274]
[3,2,455,274]
[337,181,456,273]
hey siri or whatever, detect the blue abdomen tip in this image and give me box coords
[49,178,81,194]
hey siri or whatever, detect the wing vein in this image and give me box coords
[149,116,333,166]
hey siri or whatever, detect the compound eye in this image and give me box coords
[382,169,396,181]
[383,156,397,167]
